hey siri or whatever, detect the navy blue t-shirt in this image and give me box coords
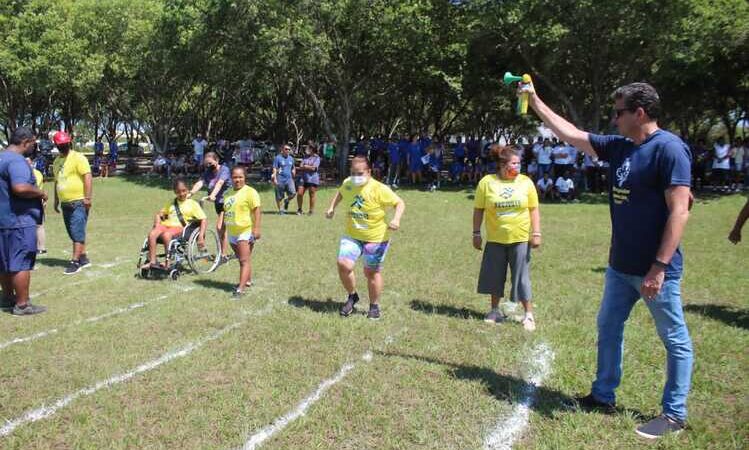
[388,142,401,164]
[0,150,42,229]
[589,130,691,278]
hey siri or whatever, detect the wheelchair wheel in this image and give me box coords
[187,228,221,274]
[169,269,180,281]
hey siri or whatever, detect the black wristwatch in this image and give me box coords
[653,259,669,269]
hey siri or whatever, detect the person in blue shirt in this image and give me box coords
[0,127,47,315]
[272,144,297,214]
[525,81,693,439]
[425,143,443,191]
[451,140,466,184]
[467,138,480,184]
[386,138,402,187]
[408,134,424,185]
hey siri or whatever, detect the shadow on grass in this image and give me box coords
[35,257,71,268]
[287,296,342,314]
[378,351,649,420]
[591,267,607,273]
[684,304,748,330]
[193,279,236,292]
[410,299,484,321]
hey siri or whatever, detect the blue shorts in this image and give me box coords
[0,227,37,273]
[62,201,88,243]
[337,236,390,272]
[275,180,296,201]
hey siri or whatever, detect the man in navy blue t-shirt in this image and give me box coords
[525,82,693,439]
[0,127,48,315]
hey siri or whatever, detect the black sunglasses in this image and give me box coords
[614,107,639,118]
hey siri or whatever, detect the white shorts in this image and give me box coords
[229,231,255,245]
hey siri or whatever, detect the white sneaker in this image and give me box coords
[522,314,536,332]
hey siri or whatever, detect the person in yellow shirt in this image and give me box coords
[142,178,207,270]
[473,145,542,331]
[223,166,262,297]
[26,158,47,254]
[325,156,405,320]
[51,131,93,275]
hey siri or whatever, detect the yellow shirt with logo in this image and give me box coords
[53,151,91,202]
[33,169,43,189]
[474,174,538,244]
[223,185,261,236]
[159,198,207,228]
[338,178,400,243]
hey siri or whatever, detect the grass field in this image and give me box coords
[0,176,747,450]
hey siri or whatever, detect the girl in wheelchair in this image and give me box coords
[141,178,207,269]
[223,166,261,297]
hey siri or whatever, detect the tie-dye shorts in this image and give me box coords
[337,236,391,272]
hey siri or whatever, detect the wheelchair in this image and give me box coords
[136,222,222,280]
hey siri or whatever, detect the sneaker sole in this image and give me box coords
[79,262,92,269]
[635,427,683,440]
[63,268,82,275]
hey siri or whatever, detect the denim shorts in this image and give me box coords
[0,227,37,273]
[275,180,296,201]
[62,201,88,243]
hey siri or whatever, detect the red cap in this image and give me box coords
[53,131,71,145]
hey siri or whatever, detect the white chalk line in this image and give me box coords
[0,303,274,438]
[0,295,169,351]
[483,343,554,450]
[29,259,130,300]
[237,331,403,450]
[2,285,196,351]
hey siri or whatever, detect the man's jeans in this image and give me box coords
[592,267,693,421]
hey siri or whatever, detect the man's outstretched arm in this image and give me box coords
[525,84,597,157]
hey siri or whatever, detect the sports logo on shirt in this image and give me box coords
[499,187,514,199]
[615,158,631,187]
[350,195,365,209]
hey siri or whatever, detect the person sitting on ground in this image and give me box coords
[142,178,206,269]
[555,171,575,202]
[536,172,554,201]
[426,144,443,191]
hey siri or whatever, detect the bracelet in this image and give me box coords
[472,231,481,236]
[532,232,542,237]
[653,259,669,269]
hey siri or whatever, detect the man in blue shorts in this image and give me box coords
[0,127,47,315]
[272,144,297,214]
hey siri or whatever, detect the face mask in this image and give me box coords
[506,167,519,178]
[351,175,368,186]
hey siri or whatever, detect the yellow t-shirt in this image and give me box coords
[159,198,207,228]
[474,174,539,244]
[53,151,91,202]
[338,178,400,243]
[223,185,261,236]
[33,169,43,189]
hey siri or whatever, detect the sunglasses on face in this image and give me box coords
[614,108,635,119]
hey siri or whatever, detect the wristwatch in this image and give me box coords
[653,259,669,269]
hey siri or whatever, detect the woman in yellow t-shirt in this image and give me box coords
[223,166,262,297]
[325,156,405,320]
[143,178,207,269]
[473,145,541,331]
